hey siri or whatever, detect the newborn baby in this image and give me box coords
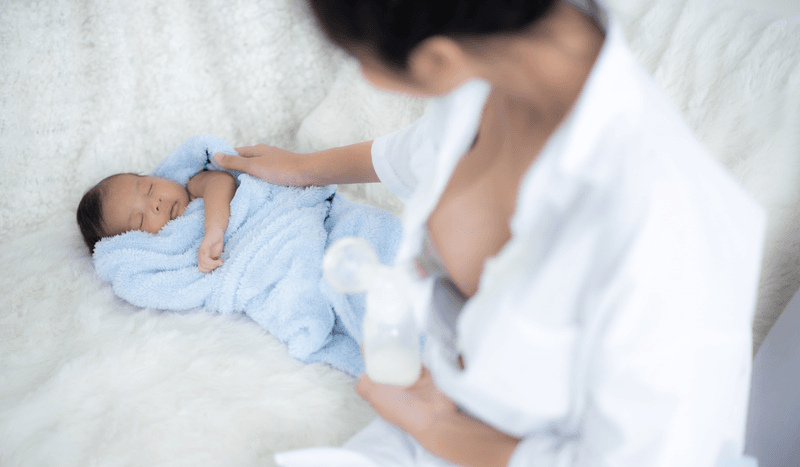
[78,170,237,273]
[76,135,401,376]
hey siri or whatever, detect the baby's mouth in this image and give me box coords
[170,201,177,220]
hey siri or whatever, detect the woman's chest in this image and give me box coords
[422,91,552,297]
[427,119,545,297]
[426,171,512,298]
[426,136,542,297]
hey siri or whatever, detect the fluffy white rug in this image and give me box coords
[1,0,798,464]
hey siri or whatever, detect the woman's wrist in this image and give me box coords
[221,141,377,186]
[302,141,378,186]
[295,152,325,186]
[261,150,332,186]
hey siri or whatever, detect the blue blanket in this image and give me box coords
[93,135,402,376]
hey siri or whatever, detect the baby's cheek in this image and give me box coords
[151,218,169,234]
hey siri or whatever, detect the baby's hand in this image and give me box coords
[198,228,224,273]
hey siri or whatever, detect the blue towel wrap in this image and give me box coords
[94,135,402,376]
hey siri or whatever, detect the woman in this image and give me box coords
[216,0,765,465]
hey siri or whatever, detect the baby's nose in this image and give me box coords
[150,195,162,213]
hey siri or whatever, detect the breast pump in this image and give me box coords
[323,237,421,386]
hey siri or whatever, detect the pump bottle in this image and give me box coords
[323,237,421,386]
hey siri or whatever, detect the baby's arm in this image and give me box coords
[187,170,237,273]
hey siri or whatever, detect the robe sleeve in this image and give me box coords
[371,113,433,204]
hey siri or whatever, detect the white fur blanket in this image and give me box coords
[1,0,798,464]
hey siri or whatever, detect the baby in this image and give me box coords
[77,134,401,376]
[77,168,236,273]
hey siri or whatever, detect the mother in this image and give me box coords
[216,0,765,465]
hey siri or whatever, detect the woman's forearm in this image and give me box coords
[216,141,378,187]
[357,369,520,467]
[416,412,520,467]
[300,141,379,186]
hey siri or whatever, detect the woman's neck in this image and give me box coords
[479,1,605,137]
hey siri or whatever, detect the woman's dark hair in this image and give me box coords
[77,173,133,253]
[308,0,559,69]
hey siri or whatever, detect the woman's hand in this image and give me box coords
[357,366,520,467]
[214,145,310,186]
[215,140,379,187]
[356,366,459,436]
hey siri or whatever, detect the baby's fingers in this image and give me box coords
[198,250,223,273]
[210,241,224,259]
[198,257,223,273]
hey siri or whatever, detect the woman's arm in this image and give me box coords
[214,141,378,187]
[419,412,519,467]
[187,170,237,272]
[356,368,520,467]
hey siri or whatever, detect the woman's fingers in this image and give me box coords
[234,144,271,157]
[215,151,272,181]
[215,146,309,186]
[216,151,277,182]
[214,152,250,173]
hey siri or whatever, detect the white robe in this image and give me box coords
[276,11,766,467]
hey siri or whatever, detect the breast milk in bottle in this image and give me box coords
[323,237,421,386]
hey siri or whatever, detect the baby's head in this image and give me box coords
[77,173,191,253]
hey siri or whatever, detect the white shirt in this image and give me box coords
[276,11,765,467]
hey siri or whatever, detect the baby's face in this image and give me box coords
[102,174,190,236]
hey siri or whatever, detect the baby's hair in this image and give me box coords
[77,173,137,253]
